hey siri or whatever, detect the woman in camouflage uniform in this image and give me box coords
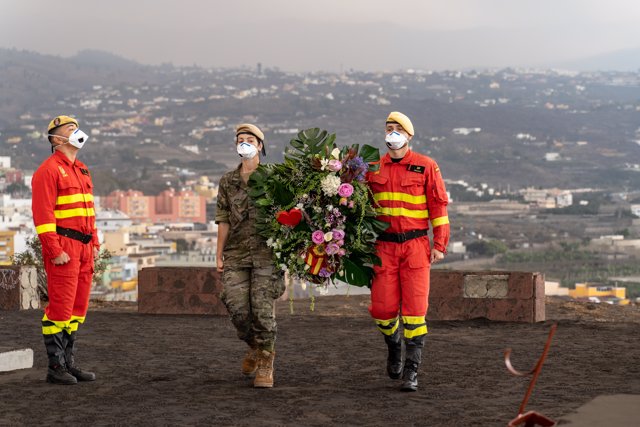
[215,124,285,388]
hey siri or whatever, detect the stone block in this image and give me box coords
[464,274,509,298]
[0,348,34,372]
[0,266,40,311]
[138,267,227,315]
[429,271,545,323]
[430,271,464,298]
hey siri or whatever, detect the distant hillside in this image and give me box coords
[0,49,165,126]
[557,47,640,71]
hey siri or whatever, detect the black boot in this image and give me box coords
[63,332,96,382]
[44,333,77,385]
[384,332,403,379]
[400,336,424,392]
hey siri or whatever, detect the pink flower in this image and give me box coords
[336,240,345,247]
[327,159,342,172]
[338,183,354,198]
[312,230,325,245]
[326,243,340,255]
[338,248,346,256]
[348,200,355,209]
[332,229,345,241]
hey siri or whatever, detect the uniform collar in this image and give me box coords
[52,149,75,166]
[381,149,414,165]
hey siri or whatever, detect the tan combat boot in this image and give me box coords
[241,347,259,376]
[253,350,275,388]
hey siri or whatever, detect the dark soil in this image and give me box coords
[1,296,639,426]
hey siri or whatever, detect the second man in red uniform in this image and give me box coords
[367,111,450,391]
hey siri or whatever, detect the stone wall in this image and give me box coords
[138,267,544,322]
[138,267,226,315]
[0,266,40,311]
[428,271,545,322]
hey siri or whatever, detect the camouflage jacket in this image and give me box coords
[215,165,272,268]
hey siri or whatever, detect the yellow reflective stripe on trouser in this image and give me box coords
[374,317,400,336]
[36,223,57,234]
[373,192,426,204]
[431,216,450,227]
[54,207,95,218]
[42,313,71,335]
[375,207,429,219]
[56,193,94,205]
[69,315,86,332]
[402,316,428,339]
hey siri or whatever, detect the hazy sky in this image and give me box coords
[1,0,640,70]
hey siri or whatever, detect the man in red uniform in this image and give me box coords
[32,115,99,385]
[367,111,450,391]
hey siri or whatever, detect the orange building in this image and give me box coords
[102,189,206,224]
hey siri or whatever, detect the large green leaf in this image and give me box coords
[359,144,380,163]
[338,257,374,287]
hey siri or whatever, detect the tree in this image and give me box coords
[12,235,112,301]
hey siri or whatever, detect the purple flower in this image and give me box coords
[326,242,340,255]
[312,230,325,245]
[327,159,343,172]
[338,183,354,198]
[318,268,332,278]
[332,229,345,241]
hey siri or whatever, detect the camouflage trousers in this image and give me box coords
[220,266,286,352]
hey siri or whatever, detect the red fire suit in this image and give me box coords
[367,150,450,340]
[32,150,99,336]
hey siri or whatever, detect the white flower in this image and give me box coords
[326,205,334,211]
[324,232,333,242]
[320,174,341,197]
[296,203,304,210]
[320,158,329,171]
[279,263,289,273]
[266,238,274,247]
[313,206,322,213]
[276,252,282,259]
[331,148,341,159]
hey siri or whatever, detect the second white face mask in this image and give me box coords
[237,142,258,159]
[385,131,408,150]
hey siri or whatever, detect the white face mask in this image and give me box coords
[237,142,258,159]
[385,131,408,150]
[48,129,89,150]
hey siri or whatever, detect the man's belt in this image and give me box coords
[57,226,93,244]
[378,229,429,243]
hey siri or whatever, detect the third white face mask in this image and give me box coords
[237,142,258,159]
[385,131,408,150]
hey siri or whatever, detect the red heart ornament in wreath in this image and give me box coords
[276,208,302,227]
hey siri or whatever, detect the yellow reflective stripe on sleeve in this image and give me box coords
[431,216,450,227]
[68,322,80,332]
[373,192,426,205]
[36,223,57,234]
[56,193,94,205]
[375,207,429,219]
[54,208,95,218]
[404,325,428,339]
